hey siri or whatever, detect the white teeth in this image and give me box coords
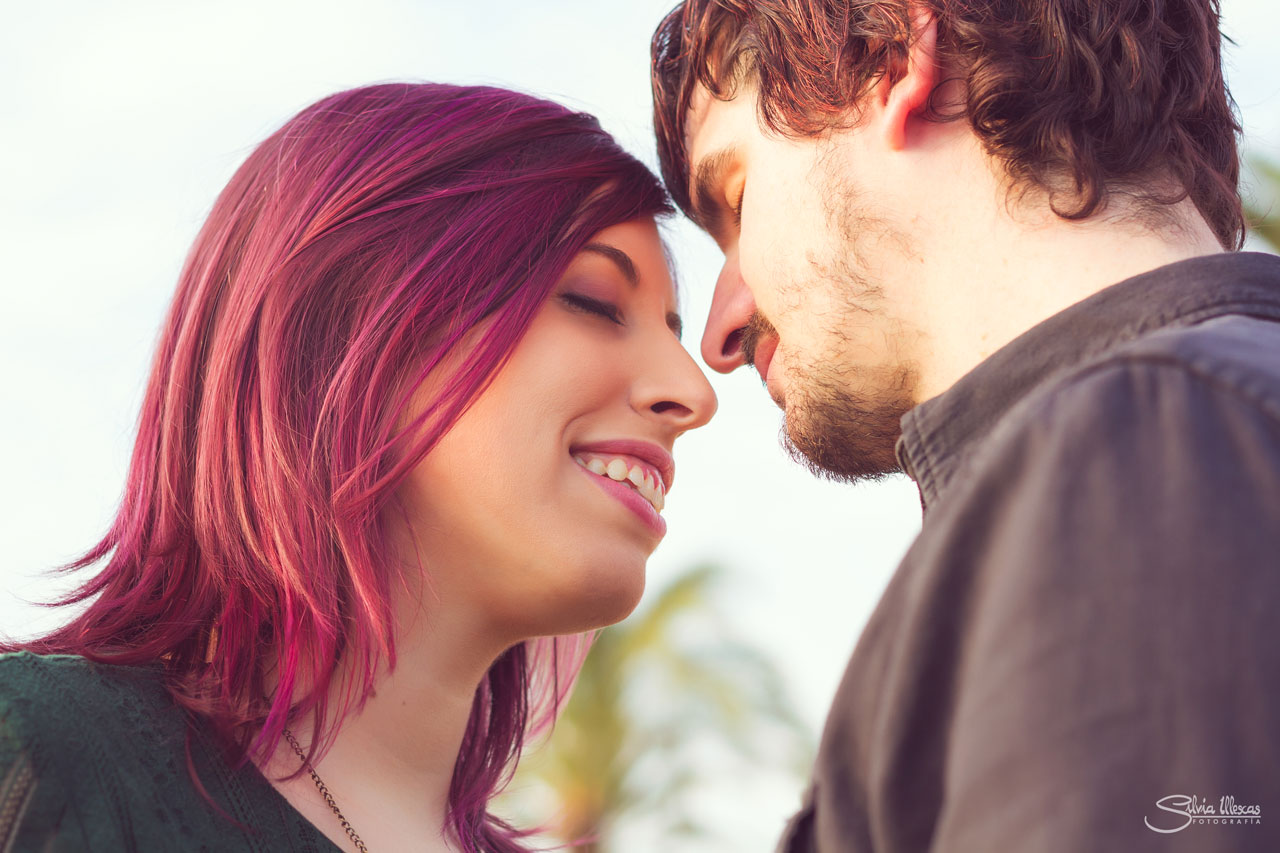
[640,472,665,511]
[639,479,666,512]
[574,453,668,515]
[634,477,656,511]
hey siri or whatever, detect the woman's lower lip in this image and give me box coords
[577,466,667,538]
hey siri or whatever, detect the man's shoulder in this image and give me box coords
[999,313,1280,453]
[1102,313,1280,410]
[927,312,1280,539]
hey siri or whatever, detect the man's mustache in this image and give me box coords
[739,310,777,374]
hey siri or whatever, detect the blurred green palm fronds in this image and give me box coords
[1245,154,1280,252]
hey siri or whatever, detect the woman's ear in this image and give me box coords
[883,5,939,151]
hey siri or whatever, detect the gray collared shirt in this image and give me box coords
[781,252,1280,852]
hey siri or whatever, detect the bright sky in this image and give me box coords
[3,2,1278,849]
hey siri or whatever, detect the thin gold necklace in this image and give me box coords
[282,728,370,853]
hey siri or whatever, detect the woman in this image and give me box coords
[0,83,715,852]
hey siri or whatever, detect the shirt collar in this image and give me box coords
[896,251,1280,509]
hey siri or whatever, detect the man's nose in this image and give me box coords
[700,252,754,374]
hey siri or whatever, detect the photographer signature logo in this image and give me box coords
[1144,795,1262,833]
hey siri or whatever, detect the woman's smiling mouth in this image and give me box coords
[569,440,675,538]
[572,453,666,511]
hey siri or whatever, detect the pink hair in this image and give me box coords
[11,82,671,851]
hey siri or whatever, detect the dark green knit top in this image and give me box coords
[0,652,343,852]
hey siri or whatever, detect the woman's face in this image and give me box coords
[393,218,717,641]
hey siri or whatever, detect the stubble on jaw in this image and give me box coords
[743,159,919,485]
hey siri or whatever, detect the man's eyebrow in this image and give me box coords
[581,243,638,288]
[690,146,738,233]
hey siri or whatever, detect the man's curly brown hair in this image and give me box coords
[652,0,1245,249]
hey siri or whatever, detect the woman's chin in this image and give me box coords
[579,584,646,632]
[565,578,647,634]
[507,557,648,637]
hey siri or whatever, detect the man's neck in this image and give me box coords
[893,136,1227,404]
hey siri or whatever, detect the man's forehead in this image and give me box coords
[682,85,759,227]
[683,86,713,179]
[686,83,752,176]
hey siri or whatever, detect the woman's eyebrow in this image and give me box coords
[581,243,639,288]
[580,242,683,338]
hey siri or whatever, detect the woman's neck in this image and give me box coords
[258,595,510,852]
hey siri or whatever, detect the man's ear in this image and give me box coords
[882,5,939,151]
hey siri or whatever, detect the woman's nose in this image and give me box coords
[632,337,718,433]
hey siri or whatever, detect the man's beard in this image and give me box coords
[740,303,914,485]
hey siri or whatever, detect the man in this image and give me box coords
[651,1,1280,851]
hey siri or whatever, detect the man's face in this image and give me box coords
[685,84,921,481]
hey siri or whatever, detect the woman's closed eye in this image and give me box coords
[559,292,623,325]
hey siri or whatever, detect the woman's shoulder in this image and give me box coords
[0,650,190,790]
[0,652,342,852]
[0,651,196,850]
[0,651,176,742]
[0,649,165,688]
